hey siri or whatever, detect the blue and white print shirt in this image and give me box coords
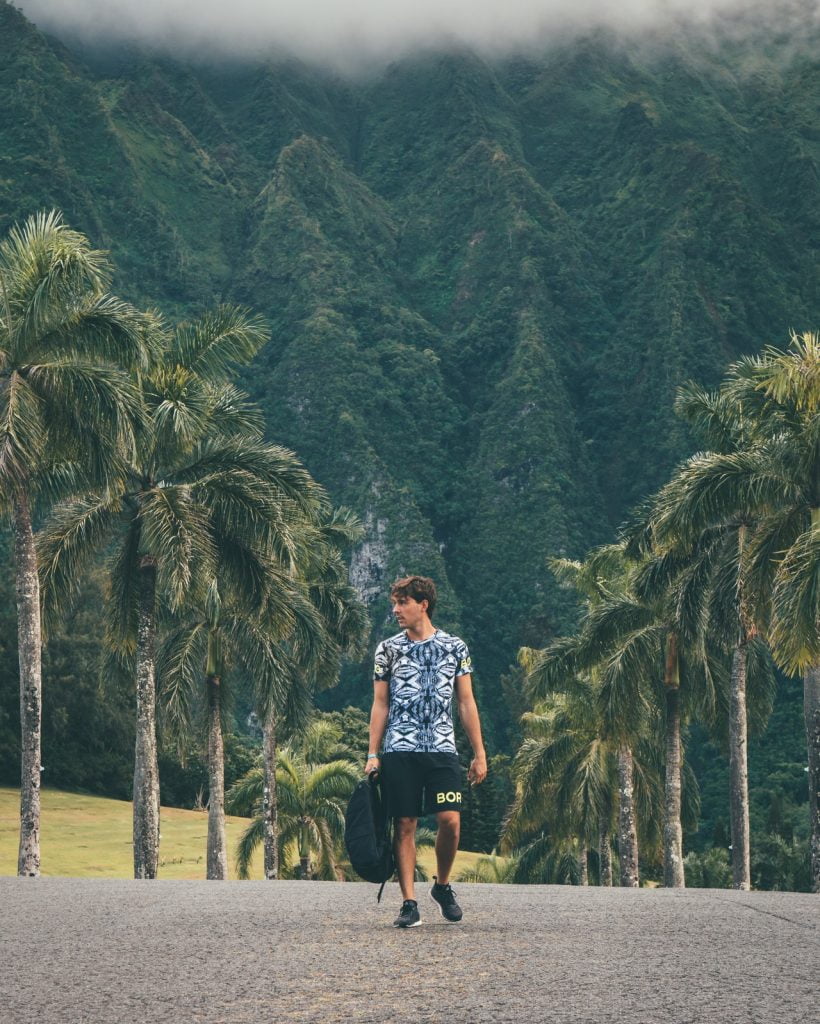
[373,629,473,754]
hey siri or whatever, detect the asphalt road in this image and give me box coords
[0,878,817,1024]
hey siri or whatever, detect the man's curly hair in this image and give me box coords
[390,575,437,616]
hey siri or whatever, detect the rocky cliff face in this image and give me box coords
[1,1,817,742]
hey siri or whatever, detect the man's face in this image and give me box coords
[391,594,428,630]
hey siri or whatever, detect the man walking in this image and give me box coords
[365,575,487,927]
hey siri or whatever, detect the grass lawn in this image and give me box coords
[0,787,489,881]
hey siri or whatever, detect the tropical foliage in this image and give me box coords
[0,0,817,893]
[0,210,150,875]
[226,719,360,880]
[514,334,817,892]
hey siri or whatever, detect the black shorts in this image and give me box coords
[380,752,463,817]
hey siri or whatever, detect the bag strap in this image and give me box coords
[370,773,393,903]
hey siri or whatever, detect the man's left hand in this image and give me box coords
[467,753,488,786]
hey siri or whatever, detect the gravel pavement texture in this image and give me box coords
[1,878,817,1024]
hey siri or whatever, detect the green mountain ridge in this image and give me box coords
[0,2,817,753]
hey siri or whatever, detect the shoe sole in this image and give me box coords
[394,920,422,928]
[430,892,462,923]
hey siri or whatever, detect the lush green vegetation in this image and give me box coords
[513,334,819,892]
[0,2,817,888]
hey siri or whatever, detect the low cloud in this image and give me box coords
[15,1,794,65]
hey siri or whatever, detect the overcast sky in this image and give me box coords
[16,1,786,64]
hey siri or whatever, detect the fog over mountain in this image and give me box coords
[16,0,789,63]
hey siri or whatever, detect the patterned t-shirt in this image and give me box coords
[374,629,473,754]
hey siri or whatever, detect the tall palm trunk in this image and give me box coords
[13,490,42,877]
[299,823,311,879]
[133,557,160,879]
[663,632,685,888]
[617,744,639,887]
[805,663,820,893]
[206,671,227,880]
[729,639,751,890]
[598,818,612,886]
[577,845,589,886]
[263,717,279,879]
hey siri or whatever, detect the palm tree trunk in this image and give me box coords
[206,673,227,880]
[577,845,589,886]
[133,558,160,879]
[663,632,685,888]
[299,823,311,880]
[263,717,278,880]
[805,663,820,893]
[598,818,612,886]
[729,640,751,890]
[617,744,639,887]
[13,490,42,877]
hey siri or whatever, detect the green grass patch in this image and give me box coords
[1,787,490,881]
[0,787,260,879]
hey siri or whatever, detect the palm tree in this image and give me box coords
[523,547,652,887]
[639,381,777,889]
[227,732,359,879]
[649,332,820,890]
[257,507,368,880]
[38,306,323,878]
[530,543,715,887]
[504,673,669,887]
[456,853,517,884]
[0,210,150,876]
[504,684,615,885]
[160,537,339,880]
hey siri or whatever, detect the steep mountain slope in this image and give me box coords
[0,1,817,745]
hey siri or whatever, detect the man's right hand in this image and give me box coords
[364,756,381,775]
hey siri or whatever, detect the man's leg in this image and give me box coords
[394,816,418,900]
[434,810,460,884]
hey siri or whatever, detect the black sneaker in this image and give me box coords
[393,899,421,928]
[430,877,463,922]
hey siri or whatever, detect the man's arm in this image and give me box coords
[455,674,487,785]
[365,679,389,775]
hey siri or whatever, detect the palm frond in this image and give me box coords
[180,438,327,517]
[598,624,663,740]
[745,504,808,626]
[303,760,359,801]
[234,815,265,880]
[675,379,747,451]
[144,364,211,458]
[652,447,799,545]
[456,854,517,884]
[157,620,209,740]
[769,526,820,673]
[105,520,142,654]
[206,382,265,439]
[522,636,582,701]
[139,485,215,611]
[34,292,152,370]
[757,332,820,415]
[225,762,264,817]
[27,359,141,482]
[582,596,653,664]
[0,211,110,359]
[37,491,119,628]
[0,369,46,490]
[318,506,365,550]
[171,305,269,382]
[745,635,778,736]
